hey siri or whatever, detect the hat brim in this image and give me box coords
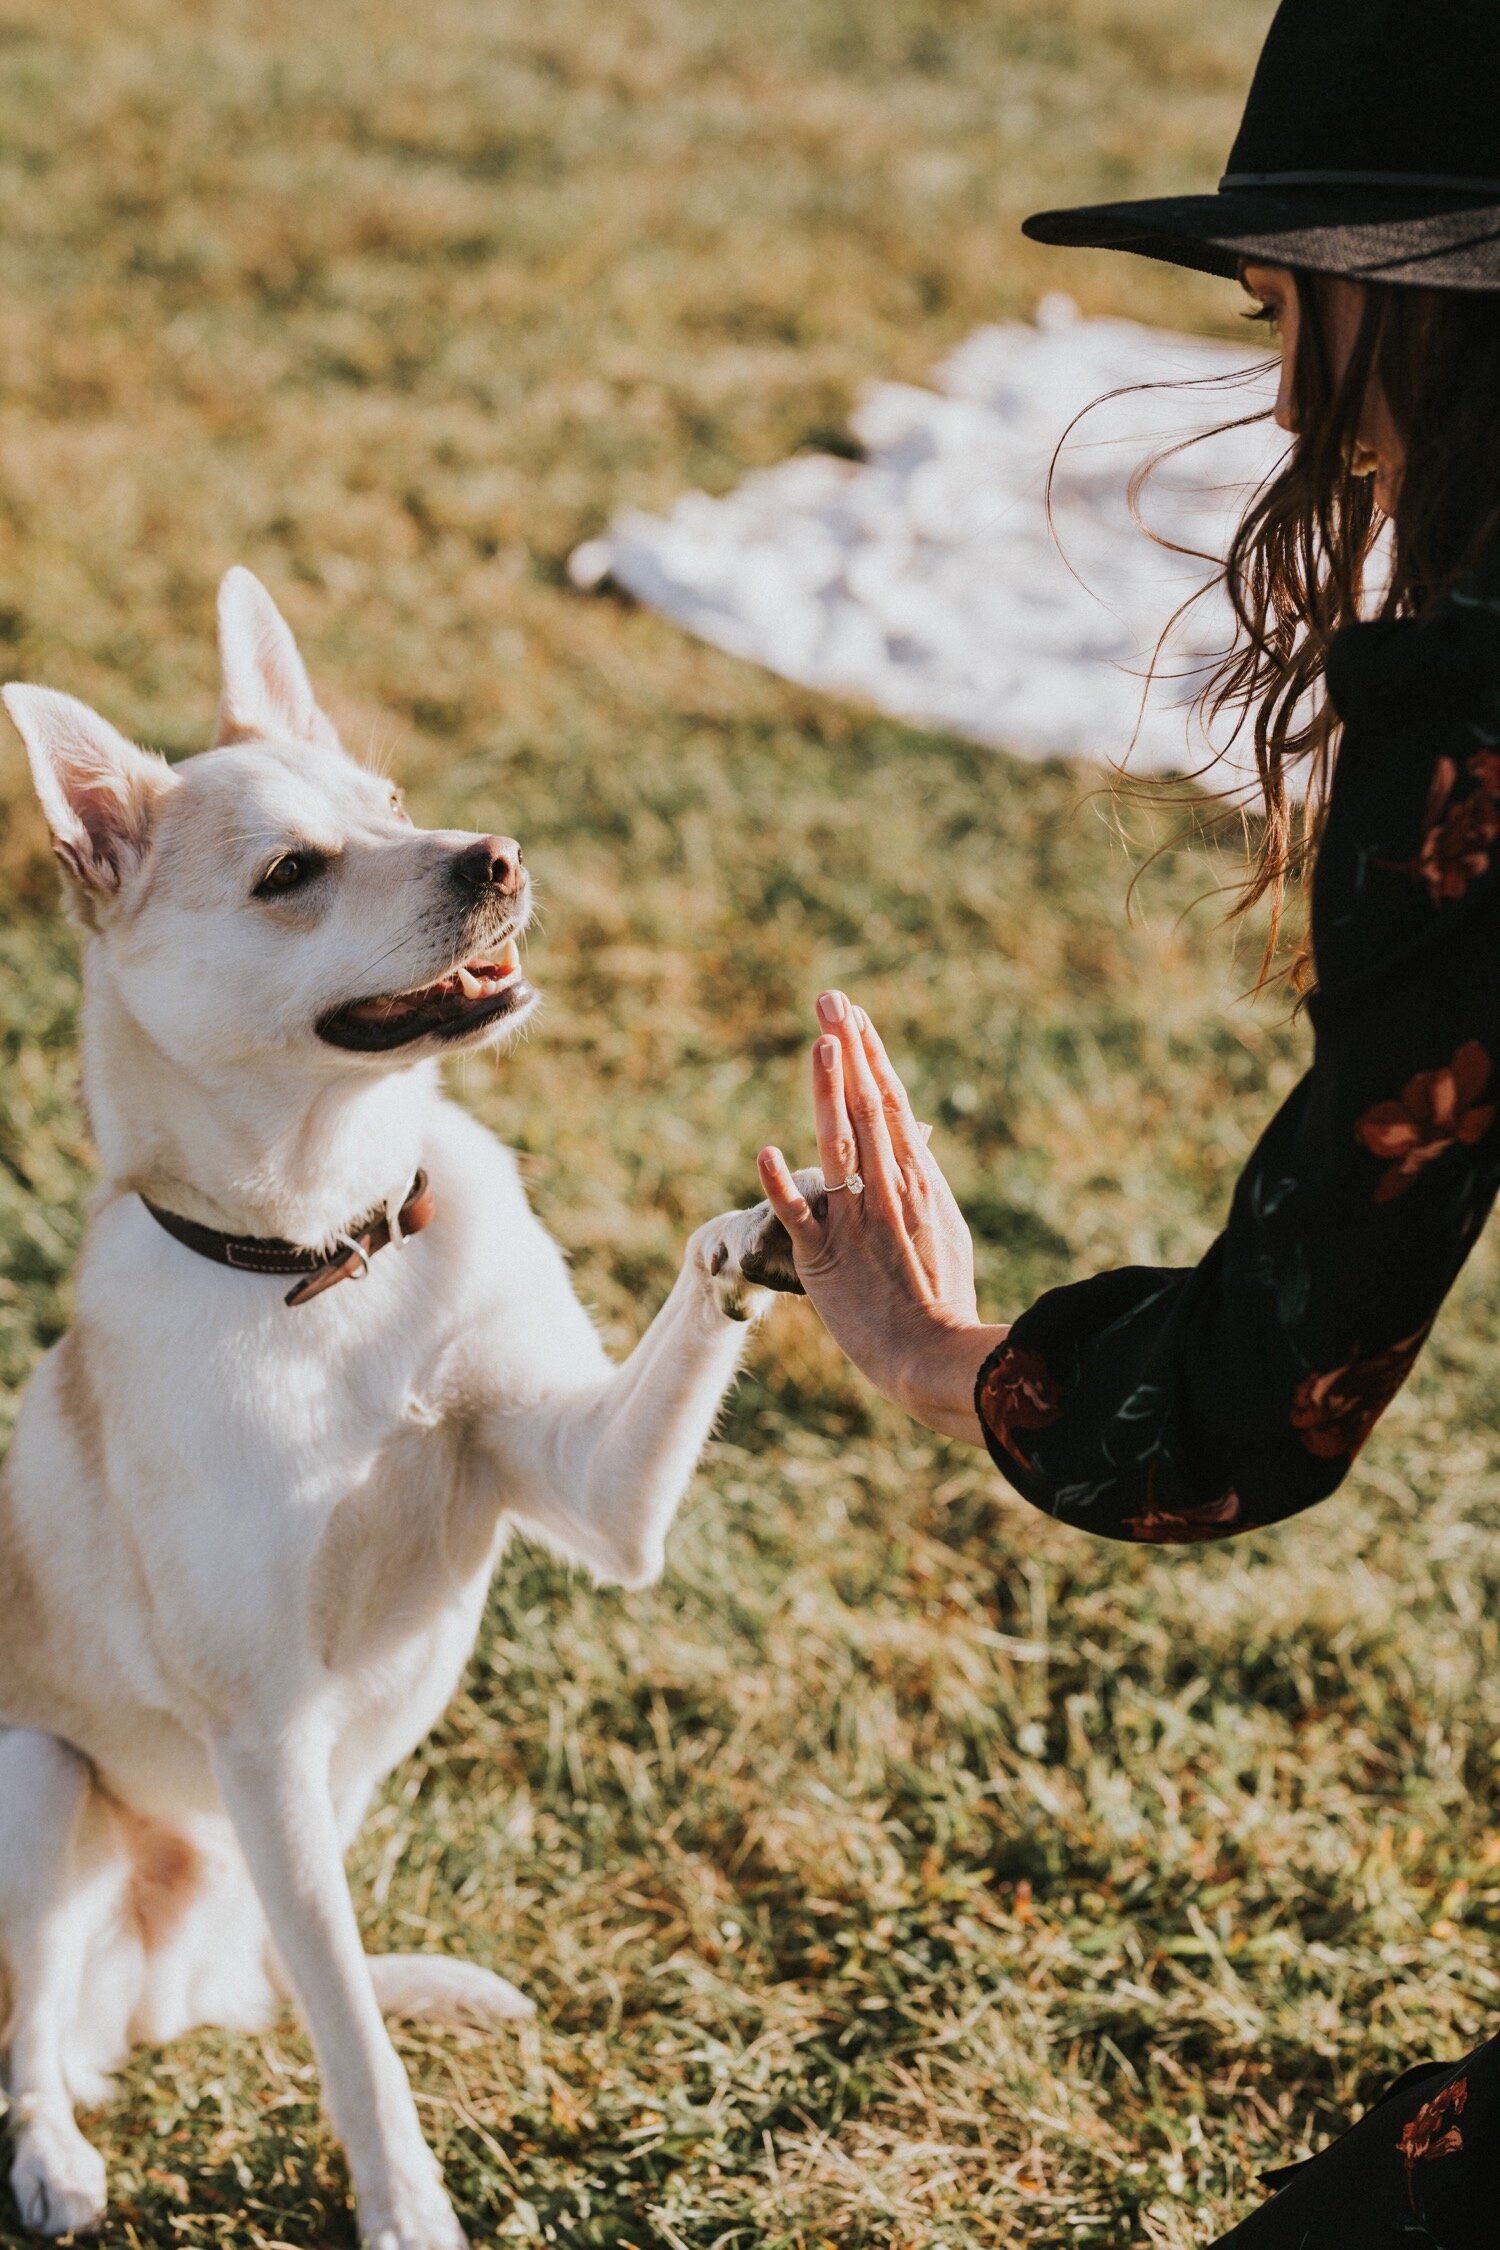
[1023,190,1500,291]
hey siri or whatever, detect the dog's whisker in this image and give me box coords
[353,915,453,982]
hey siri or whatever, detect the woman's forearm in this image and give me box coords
[892,1319,1011,1444]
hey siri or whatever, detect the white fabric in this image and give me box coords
[570,298,1287,783]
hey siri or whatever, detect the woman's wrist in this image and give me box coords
[894,1318,1010,1444]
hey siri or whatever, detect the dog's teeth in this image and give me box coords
[456,964,486,998]
[497,939,518,975]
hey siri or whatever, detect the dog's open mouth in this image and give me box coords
[318,937,535,1052]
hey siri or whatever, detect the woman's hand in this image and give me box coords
[757,992,1008,1443]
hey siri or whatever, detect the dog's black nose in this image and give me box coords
[452,835,524,897]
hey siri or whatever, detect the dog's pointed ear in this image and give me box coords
[214,567,340,751]
[3,684,177,898]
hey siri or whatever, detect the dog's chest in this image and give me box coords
[22,1105,595,1748]
[45,1261,476,1701]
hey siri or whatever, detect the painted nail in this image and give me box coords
[816,1038,838,1067]
[817,991,847,1025]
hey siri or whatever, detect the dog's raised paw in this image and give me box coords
[698,1169,826,1320]
[11,2117,107,2238]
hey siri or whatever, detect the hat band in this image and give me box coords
[1221,168,1500,194]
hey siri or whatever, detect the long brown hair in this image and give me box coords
[1210,274,1500,964]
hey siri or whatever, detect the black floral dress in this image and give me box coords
[974,557,1500,2246]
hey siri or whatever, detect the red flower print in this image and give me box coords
[1403,747,1500,904]
[1399,2073,1467,2207]
[1355,1039,1496,1202]
[1418,788,1498,903]
[978,1344,1062,1465]
[1403,753,1500,903]
[1467,747,1500,795]
[1124,1487,1241,1543]
[1290,1328,1428,1460]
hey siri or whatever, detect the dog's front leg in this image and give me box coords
[495,1215,776,1588]
[210,1730,466,2250]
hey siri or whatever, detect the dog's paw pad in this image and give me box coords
[698,1213,773,1319]
[698,1172,824,1319]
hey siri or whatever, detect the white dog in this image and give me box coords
[0,570,800,2246]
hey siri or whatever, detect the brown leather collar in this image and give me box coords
[141,1171,435,1307]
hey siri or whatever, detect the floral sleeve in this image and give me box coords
[976,569,1500,1543]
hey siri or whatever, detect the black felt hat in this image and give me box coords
[1024,0,1500,291]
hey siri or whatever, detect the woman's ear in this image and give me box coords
[2,683,177,898]
[213,566,341,751]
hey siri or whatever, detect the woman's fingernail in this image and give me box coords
[854,1006,869,1031]
[816,1038,837,1067]
[817,991,847,1025]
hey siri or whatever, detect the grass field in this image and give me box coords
[2,1,1500,2244]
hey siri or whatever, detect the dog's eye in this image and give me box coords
[255,851,325,898]
[389,789,410,824]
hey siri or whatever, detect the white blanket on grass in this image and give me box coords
[569,298,1285,782]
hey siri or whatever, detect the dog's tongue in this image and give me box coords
[345,941,521,1025]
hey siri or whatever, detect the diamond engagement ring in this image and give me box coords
[826,1171,864,1196]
